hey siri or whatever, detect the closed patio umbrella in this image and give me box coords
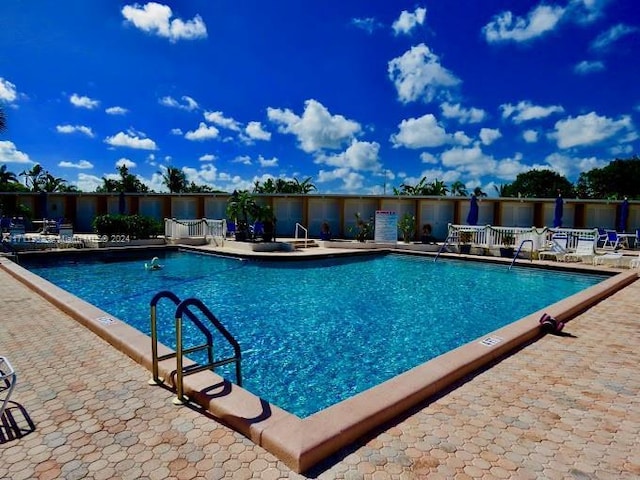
[118,191,126,215]
[553,194,563,228]
[618,197,629,232]
[466,195,479,226]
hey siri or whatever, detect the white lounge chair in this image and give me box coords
[593,252,623,267]
[563,238,596,263]
[539,234,569,261]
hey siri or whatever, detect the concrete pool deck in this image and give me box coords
[1,248,639,478]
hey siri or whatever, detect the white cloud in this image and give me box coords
[121,2,207,42]
[199,154,216,162]
[0,141,32,164]
[388,43,460,104]
[232,155,252,165]
[500,100,564,123]
[440,102,486,124]
[244,121,271,141]
[351,17,383,34]
[523,129,539,143]
[105,106,128,115]
[105,131,158,150]
[479,128,502,146]
[574,60,605,74]
[390,114,467,149]
[203,111,241,131]
[314,140,381,171]
[76,173,103,192]
[420,152,438,164]
[184,122,219,141]
[316,168,365,192]
[544,152,607,179]
[0,77,18,103]
[159,95,199,111]
[551,112,635,148]
[567,0,611,24]
[116,158,137,169]
[258,155,278,168]
[56,124,95,137]
[171,128,183,135]
[392,7,427,36]
[58,160,94,169]
[441,145,498,177]
[483,4,565,43]
[70,93,99,109]
[591,24,638,51]
[267,99,361,153]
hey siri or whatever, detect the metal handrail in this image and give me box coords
[295,223,308,248]
[173,298,242,404]
[434,233,456,262]
[149,291,215,386]
[509,239,534,270]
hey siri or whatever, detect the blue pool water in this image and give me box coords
[23,251,605,417]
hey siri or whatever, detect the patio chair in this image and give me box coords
[602,230,620,250]
[596,228,608,248]
[0,356,17,421]
[538,233,569,261]
[630,253,640,269]
[563,238,596,263]
[225,220,236,238]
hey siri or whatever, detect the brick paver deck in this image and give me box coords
[0,266,638,479]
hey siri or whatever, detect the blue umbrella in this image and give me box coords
[466,195,479,226]
[618,198,629,232]
[553,195,563,228]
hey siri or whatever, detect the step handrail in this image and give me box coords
[509,239,534,270]
[434,233,456,262]
[149,291,215,386]
[295,223,308,248]
[173,298,242,404]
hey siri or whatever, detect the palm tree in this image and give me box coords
[293,177,317,194]
[40,172,69,192]
[20,164,45,192]
[226,190,258,241]
[450,181,468,197]
[0,164,18,185]
[161,166,187,193]
[429,179,448,196]
[473,186,488,198]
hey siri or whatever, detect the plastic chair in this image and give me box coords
[225,220,236,238]
[603,230,620,250]
[539,233,569,261]
[0,356,17,420]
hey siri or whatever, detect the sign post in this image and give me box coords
[374,210,397,244]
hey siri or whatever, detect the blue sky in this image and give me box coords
[0,0,638,195]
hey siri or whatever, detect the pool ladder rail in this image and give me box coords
[149,291,242,405]
[509,239,534,270]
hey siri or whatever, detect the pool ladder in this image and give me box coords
[509,239,534,270]
[149,291,242,405]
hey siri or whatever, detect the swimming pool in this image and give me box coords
[23,250,606,417]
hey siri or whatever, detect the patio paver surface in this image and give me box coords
[0,265,638,479]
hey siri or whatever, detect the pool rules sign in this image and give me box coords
[374,210,398,243]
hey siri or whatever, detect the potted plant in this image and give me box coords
[226,190,258,242]
[500,232,516,257]
[350,213,373,242]
[398,213,415,243]
[458,230,473,254]
[256,204,276,242]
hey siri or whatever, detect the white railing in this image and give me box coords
[295,223,308,248]
[164,218,226,241]
[447,224,599,252]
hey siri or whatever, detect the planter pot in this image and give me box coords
[459,244,472,254]
[500,247,515,258]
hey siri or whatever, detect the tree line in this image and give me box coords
[1,103,638,199]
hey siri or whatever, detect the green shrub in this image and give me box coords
[92,214,162,239]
